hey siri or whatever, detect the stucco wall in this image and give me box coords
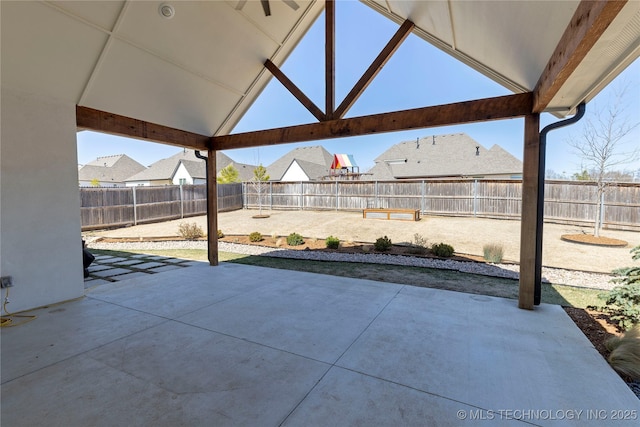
[1,88,84,312]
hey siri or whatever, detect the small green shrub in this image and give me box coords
[178,222,204,240]
[596,284,640,331]
[483,243,504,263]
[374,236,392,252]
[431,242,454,257]
[249,231,263,242]
[590,245,640,330]
[286,232,305,246]
[326,236,340,249]
[407,233,428,254]
[217,229,224,238]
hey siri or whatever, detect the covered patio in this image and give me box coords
[3,263,638,425]
[2,1,640,424]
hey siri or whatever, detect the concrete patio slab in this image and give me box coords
[148,264,183,273]
[91,267,132,277]
[282,366,523,426]
[87,264,267,319]
[2,263,638,426]
[178,271,401,363]
[1,298,165,382]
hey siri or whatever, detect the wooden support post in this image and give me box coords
[207,149,219,266]
[519,114,541,310]
[325,0,335,119]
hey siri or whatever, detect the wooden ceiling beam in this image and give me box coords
[76,106,210,150]
[264,59,326,122]
[334,19,415,119]
[533,0,627,113]
[325,0,335,118]
[212,92,533,150]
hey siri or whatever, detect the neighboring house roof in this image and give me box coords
[231,162,256,182]
[125,149,255,183]
[267,146,334,181]
[369,133,523,180]
[125,150,231,182]
[78,154,146,184]
[282,159,332,181]
[176,159,206,180]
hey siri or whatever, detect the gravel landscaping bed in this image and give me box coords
[88,240,616,290]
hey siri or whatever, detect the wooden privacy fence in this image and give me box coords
[80,183,242,230]
[243,180,640,231]
[82,180,638,231]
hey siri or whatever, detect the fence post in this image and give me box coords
[375,181,379,208]
[421,180,425,214]
[473,179,478,217]
[270,181,273,210]
[300,182,304,210]
[242,182,246,209]
[600,190,605,229]
[132,186,137,226]
[179,184,184,218]
[335,180,339,210]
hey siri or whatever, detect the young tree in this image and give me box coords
[567,82,639,237]
[90,178,100,187]
[217,164,240,184]
[572,170,591,181]
[252,164,270,215]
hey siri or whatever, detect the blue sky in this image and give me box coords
[77,1,640,177]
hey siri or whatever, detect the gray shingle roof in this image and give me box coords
[231,162,257,182]
[78,154,146,183]
[125,150,234,182]
[369,133,522,180]
[283,159,331,181]
[267,146,334,181]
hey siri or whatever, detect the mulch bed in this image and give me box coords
[561,234,628,247]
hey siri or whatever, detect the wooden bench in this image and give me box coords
[362,208,420,221]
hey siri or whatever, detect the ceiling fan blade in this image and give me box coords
[235,0,247,11]
[282,0,300,11]
[261,0,271,16]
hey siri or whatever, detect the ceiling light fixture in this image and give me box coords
[158,3,175,19]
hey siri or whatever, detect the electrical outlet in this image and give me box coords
[0,276,13,288]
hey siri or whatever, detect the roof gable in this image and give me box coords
[125,150,234,182]
[267,145,333,180]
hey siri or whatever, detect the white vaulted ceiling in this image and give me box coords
[2,0,639,138]
[1,0,324,136]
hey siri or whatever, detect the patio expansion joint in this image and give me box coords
[0,304,172,387]
[277,284,409,426]
[326,364,543,427]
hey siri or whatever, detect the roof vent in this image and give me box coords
[432,135,435,145]
[416,137,420,149]
[476,146,480,156]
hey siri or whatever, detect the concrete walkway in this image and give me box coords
[89,210,640,273]
[2,263,638,426]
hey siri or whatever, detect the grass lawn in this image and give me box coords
[92,248,604,308]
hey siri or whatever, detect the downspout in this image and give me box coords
[194,150,211,259]
[534,103,585,305]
